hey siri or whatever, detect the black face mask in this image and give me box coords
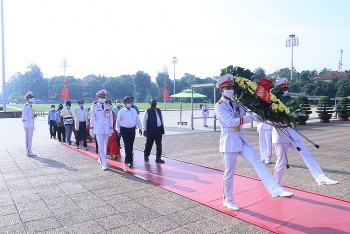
[151,103,157,108]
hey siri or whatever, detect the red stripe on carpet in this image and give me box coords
[67,142,350,234]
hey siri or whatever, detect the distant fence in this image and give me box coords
[0,111,47,118]
[0,111,22,118]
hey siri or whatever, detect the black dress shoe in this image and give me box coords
[128,162,133,167]
[155,159,165,163]
[144,156,149,162]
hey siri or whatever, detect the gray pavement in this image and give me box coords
[0,109,349,233]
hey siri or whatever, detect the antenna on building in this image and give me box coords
[338,49,343,71]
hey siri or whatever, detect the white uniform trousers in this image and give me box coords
[223,143,280,202]
[96,134,109,167]
[24,128,34,155]
[202,112,209,126]
[274,139,325,186]
[258,129,272,161]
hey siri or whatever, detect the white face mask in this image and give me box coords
[116,103,121,107]
[51,108,55,111]
[282,91,289,96]
[28,98,34,103]
[125,103,132,108]
[223,90,234,98]
[99,98,106,104]
[79,104,83,108]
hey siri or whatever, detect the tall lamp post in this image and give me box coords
[1,0,6,112]
[172,57,177,99]
[286,34,299,81]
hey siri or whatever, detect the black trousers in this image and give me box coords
[49,120,56,138]
[57,125,66,142]
[76,121,87,147]
[144,127,163,160]
[120,127,136,163]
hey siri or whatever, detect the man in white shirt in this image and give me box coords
[90,90,114,171]
[73,100,89,150]
[272,78,339,186]
[215,74,293,211]
[22,91,36,156]
[116,96,142,167]
[257,122,273,164]
[201,100,209,127]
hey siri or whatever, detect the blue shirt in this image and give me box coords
[48,109,56,121]
[112,106,122,116]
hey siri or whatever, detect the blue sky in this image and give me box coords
[1,0,349,83]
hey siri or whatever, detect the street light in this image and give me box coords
[172,57,178,98]
[1,0,7,112]
[286,34,299,81]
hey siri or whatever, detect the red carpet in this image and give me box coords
[67,142,350,234]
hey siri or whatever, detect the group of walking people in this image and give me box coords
[26,89,166,172]
[22,77,339,213]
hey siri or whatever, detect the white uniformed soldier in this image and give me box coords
[89,89,113,171]
[201,100,209,127]
[257,122,273,164]
[272,78,339,186]
[215,74,293,211]
[22,91,36,156]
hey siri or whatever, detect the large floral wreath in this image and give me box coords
[220,65,301,126]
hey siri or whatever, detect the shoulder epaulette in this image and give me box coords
[217,100,223,104]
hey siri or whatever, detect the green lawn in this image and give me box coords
[5,102,214,112]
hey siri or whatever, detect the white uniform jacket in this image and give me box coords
[272,126,300,143]
[73,106,89,130]
[257,122,272,132]
[22,103,35,129]
[215,97,252,152]
[89,103,113,135]
[201,104,209,116]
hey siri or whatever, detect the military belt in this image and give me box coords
[222,127,241,132]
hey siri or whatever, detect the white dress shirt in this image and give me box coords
[116,107,142,132]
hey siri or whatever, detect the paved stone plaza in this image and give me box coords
[0,109,349,233]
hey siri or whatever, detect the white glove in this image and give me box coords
[250,114,262,122]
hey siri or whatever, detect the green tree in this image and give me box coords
[335,78,350,97]
[134,71,151,102]
[251,67,266,81]
[149,82,160,100]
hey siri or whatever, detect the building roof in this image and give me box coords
[311,71,348,81]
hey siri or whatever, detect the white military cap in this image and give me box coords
[275,77,288,88]
[216,74,234,89]
[96,89,107,97]
[24,91,34,100]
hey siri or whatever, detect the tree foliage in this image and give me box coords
[4,63,350,105]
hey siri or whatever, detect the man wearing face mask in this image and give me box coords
[201,100,209,127]
[116,96,142,167]
[22,91,37,156]
[90,90,114,171]
[48,105,57,139]
[272,78,339,186]
[112,99,123,149]
[61,100,74,145]
[143,99,165,163]
[215,74,294,211]
[73,100,89,150]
